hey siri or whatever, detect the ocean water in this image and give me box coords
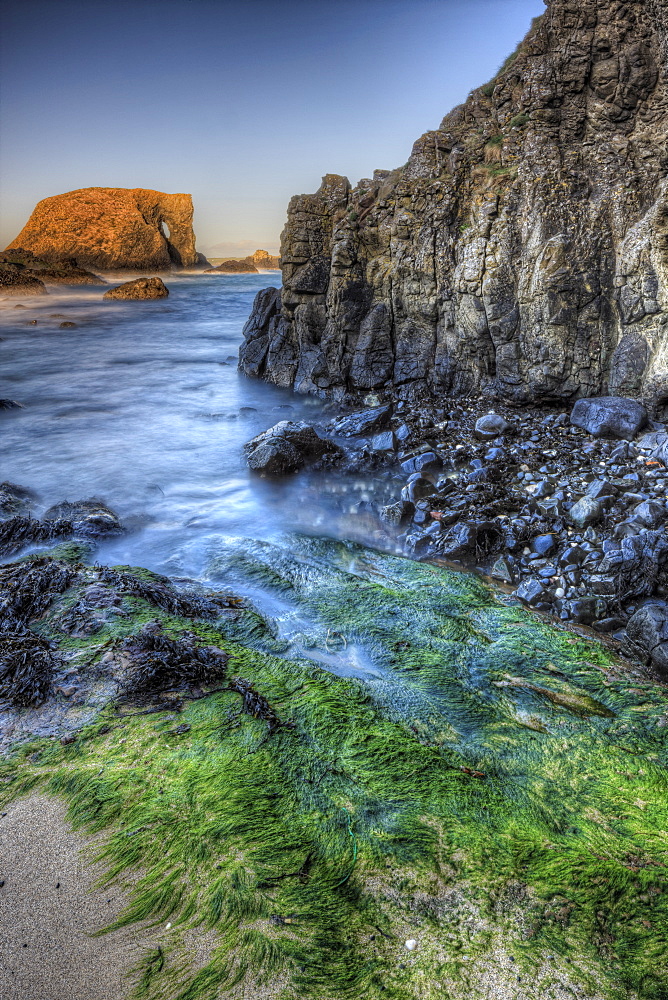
[0,272,399,588]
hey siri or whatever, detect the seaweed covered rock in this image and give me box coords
[0,266,46,297]
[43,498,123,536]
[119,621,229,697]
[244,420,342,474]
[102,277,169,301]
[0,250,104,286]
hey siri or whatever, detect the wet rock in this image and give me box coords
[379,500,414,527]
[441,521,502,562]
[44,498,123,536]
[585,479,617,501]
[625,605,668,673]
[516,579,545,606]
[59,321,77,328]
[474,413,511,440]
[330,405,391,437]
[370,430,395,452]
[491,555,515,584]
[633,500,665,528]
[0,399,24,410]
[570,397,648,440]
[400,476,438,503]
[568,497,603,529]
[532,534,558,557]
[244,420,341,475]
[103,277,169,300]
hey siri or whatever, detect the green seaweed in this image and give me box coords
[1,535,667,999]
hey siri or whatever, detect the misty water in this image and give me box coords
[0,273,400,675]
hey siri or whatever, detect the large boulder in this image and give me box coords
[103,277,169,300]
[570,397,648,440]
[6,187,200,270]
[244,421,341,475]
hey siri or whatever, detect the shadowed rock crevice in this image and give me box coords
[240,0,668,409]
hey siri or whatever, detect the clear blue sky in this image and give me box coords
[0,0,543,256]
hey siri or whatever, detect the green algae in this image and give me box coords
[1,535,668,1000]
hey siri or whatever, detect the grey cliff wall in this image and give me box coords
[240,0,668,411]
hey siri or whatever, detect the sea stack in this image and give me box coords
[6,187,202,271]
[240,0,668,410]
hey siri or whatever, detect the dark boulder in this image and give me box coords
[43,498,123,536]
[570,397,648,440]
[244,420,341,475]
[441,520,502,562]
[625,605,668,673]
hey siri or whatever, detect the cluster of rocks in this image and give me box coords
[0,486,124,560]
[0,250,104,296]
[243,396,668,675]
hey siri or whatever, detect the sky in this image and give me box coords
[0,0,544,257]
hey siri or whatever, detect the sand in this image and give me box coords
[0,794,146,1000]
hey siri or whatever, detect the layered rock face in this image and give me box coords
[6,188,200,270]
[241,0,668,410]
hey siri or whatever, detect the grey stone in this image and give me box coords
[331,405,391,437]
[626,604,668,673]
[570,397,648,441]
[370,430,396,452]
[567,497,603,529]
[491,556,515,584]
[474,413,511,440]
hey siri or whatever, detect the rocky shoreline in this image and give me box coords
[243,394,668,677]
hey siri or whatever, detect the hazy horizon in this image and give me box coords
[0,0,543,256]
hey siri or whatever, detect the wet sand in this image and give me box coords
[0,794,142,1000]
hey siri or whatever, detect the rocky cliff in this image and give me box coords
[6,188,201,270]
[240,0,668,411]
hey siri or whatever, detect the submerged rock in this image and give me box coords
[244,420,342,475]
[102,277,169,300]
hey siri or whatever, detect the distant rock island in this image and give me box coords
[6,188,206,271]
[205,249,280,273]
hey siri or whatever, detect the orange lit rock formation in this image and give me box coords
[6,188,199,271]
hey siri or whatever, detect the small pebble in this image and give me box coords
[404,939,417,951]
